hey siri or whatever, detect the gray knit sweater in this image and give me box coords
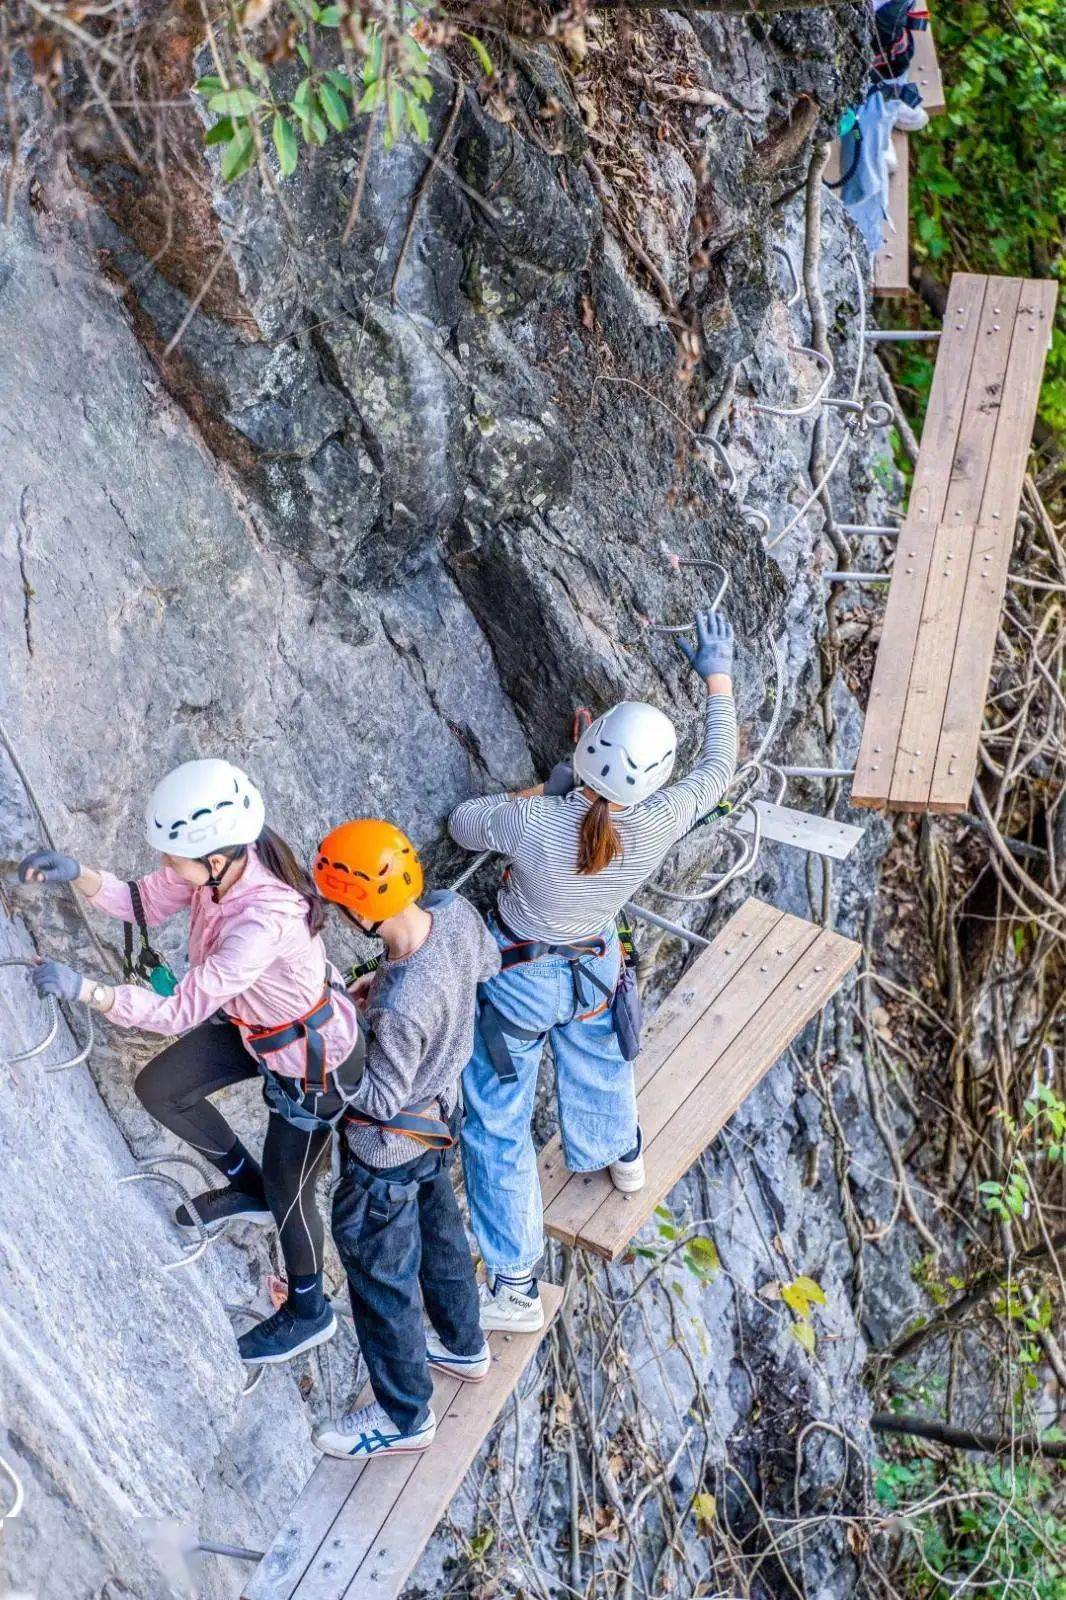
[343,890,501,1167]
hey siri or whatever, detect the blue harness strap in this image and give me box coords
[235,993,335,1093]
[344,1097,454,1151]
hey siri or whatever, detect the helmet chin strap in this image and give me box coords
[202,845,246,899]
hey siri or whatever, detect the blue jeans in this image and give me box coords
[331,1122,483,1433]
[461,921,637,1279]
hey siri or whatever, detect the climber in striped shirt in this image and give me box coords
[449,610,738,1332]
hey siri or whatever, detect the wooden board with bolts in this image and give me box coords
[539,899,860,1261]
[853,272,1058,812]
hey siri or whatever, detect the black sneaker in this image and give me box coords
[173,1184,274,1232]
[236,1303,337,1366]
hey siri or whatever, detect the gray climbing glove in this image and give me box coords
[544,762,578,796]
[677,610,734,680]
[18,849,81,885]
[32,959,85,1004]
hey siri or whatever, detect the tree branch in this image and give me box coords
[873,1229,1066,1369]
[872,1412,1066,1461]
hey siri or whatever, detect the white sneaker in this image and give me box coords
[892,99,928,132]
[426,1329,492,1381]
[478,1280,545,1333]
[609,1127,646,1193]
[313,1400,436,1460]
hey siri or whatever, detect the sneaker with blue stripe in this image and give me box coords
[426,1329,491,1382]
[313,1400,436,1460]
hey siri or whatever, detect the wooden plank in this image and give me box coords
[911,24,946,115]
[543,910,817,1251]
[928,278,1060,808]
[339,1284,564,1600]
[538,899,784,1213]
[852,273,989,807]
[245,1288,563,1600]
[884,278,1024,805]
[568,928,862,1262]
[886,523,977,810]
[544,908,845,1254]
[243,1458,370,1600]
[874,133,910,297]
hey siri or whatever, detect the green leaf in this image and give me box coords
[791,1320,816,1354]
[317,3,344,21]
[686,1236,720,1273]
[792,1275,827,1306]
[406,93,429,142]
[196,74,226,95]
[462,31,494,77]
[208,87,262,117]
[273,112,299,175]
[325,68,355,96]
[221,124,257,182]
[357,78,385,113]
[205,117,236,145]
[413,76,434,103]
[320,79,351,132]
[296,40,312,67]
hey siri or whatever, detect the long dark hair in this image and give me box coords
[209,826,326,935]
[576,795,624,877]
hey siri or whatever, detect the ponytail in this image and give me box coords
[254,825,327,935]
[576,795,624,877]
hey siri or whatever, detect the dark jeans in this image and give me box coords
[135,1020,360,1278]
[331,1123,483,1433]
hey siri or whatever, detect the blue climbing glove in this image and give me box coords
[677,610,734,680]
[32,959,86,1004]
[19,849,81,885]
[544,762,578,796]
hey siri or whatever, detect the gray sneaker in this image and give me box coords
[478,1280,544,1333]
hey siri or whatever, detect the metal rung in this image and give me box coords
[823,571,891,583]
[776,766,856,779]
[837,523,901,536]
[624,901,710,949]
[864,330,942,343]
[735,800,864,862]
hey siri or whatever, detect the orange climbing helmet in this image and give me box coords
[313,819,424,924]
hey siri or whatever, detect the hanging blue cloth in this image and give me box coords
[841,88,899,257]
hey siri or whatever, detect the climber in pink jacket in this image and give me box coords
[19,758,364,1367]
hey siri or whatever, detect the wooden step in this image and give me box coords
[873,132,910,297]
[853,272,1058,813]
[243,1286,563,1600]
[540,899,860,1261]
[911,21,946,116]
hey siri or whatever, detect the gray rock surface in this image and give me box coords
[0,6,923,1596]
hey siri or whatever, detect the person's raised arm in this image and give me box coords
[646,610,739,842]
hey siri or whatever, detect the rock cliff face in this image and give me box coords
[0,6,922,1596]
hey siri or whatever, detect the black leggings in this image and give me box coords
[135,1020,349,1278]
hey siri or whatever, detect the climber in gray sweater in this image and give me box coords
[309,818,500,1462]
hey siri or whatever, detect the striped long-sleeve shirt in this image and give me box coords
[448,694,738,943]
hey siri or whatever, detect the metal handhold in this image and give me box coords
[639,560,729,633]
[117,1161,229,1271]
[225,1305,268,1396]
[0,957,94,1072]
[0,1450,24,1524]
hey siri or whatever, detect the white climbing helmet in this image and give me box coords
[572,702,677,806]
[146,759,265,858]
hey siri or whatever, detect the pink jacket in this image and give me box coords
[89,848,361,1081]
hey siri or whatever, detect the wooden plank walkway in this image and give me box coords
[244,1287,563,1600]
[873,132,910,297]
[853,272,1058,812]
[911,23,946,115]
[540,899,860,1261]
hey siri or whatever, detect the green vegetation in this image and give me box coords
[906,0,1066,435]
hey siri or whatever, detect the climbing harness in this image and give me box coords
[0,957,94,1074]
[478,910,641,1084]
[231,992,338,1098]
[122,881,179,996]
